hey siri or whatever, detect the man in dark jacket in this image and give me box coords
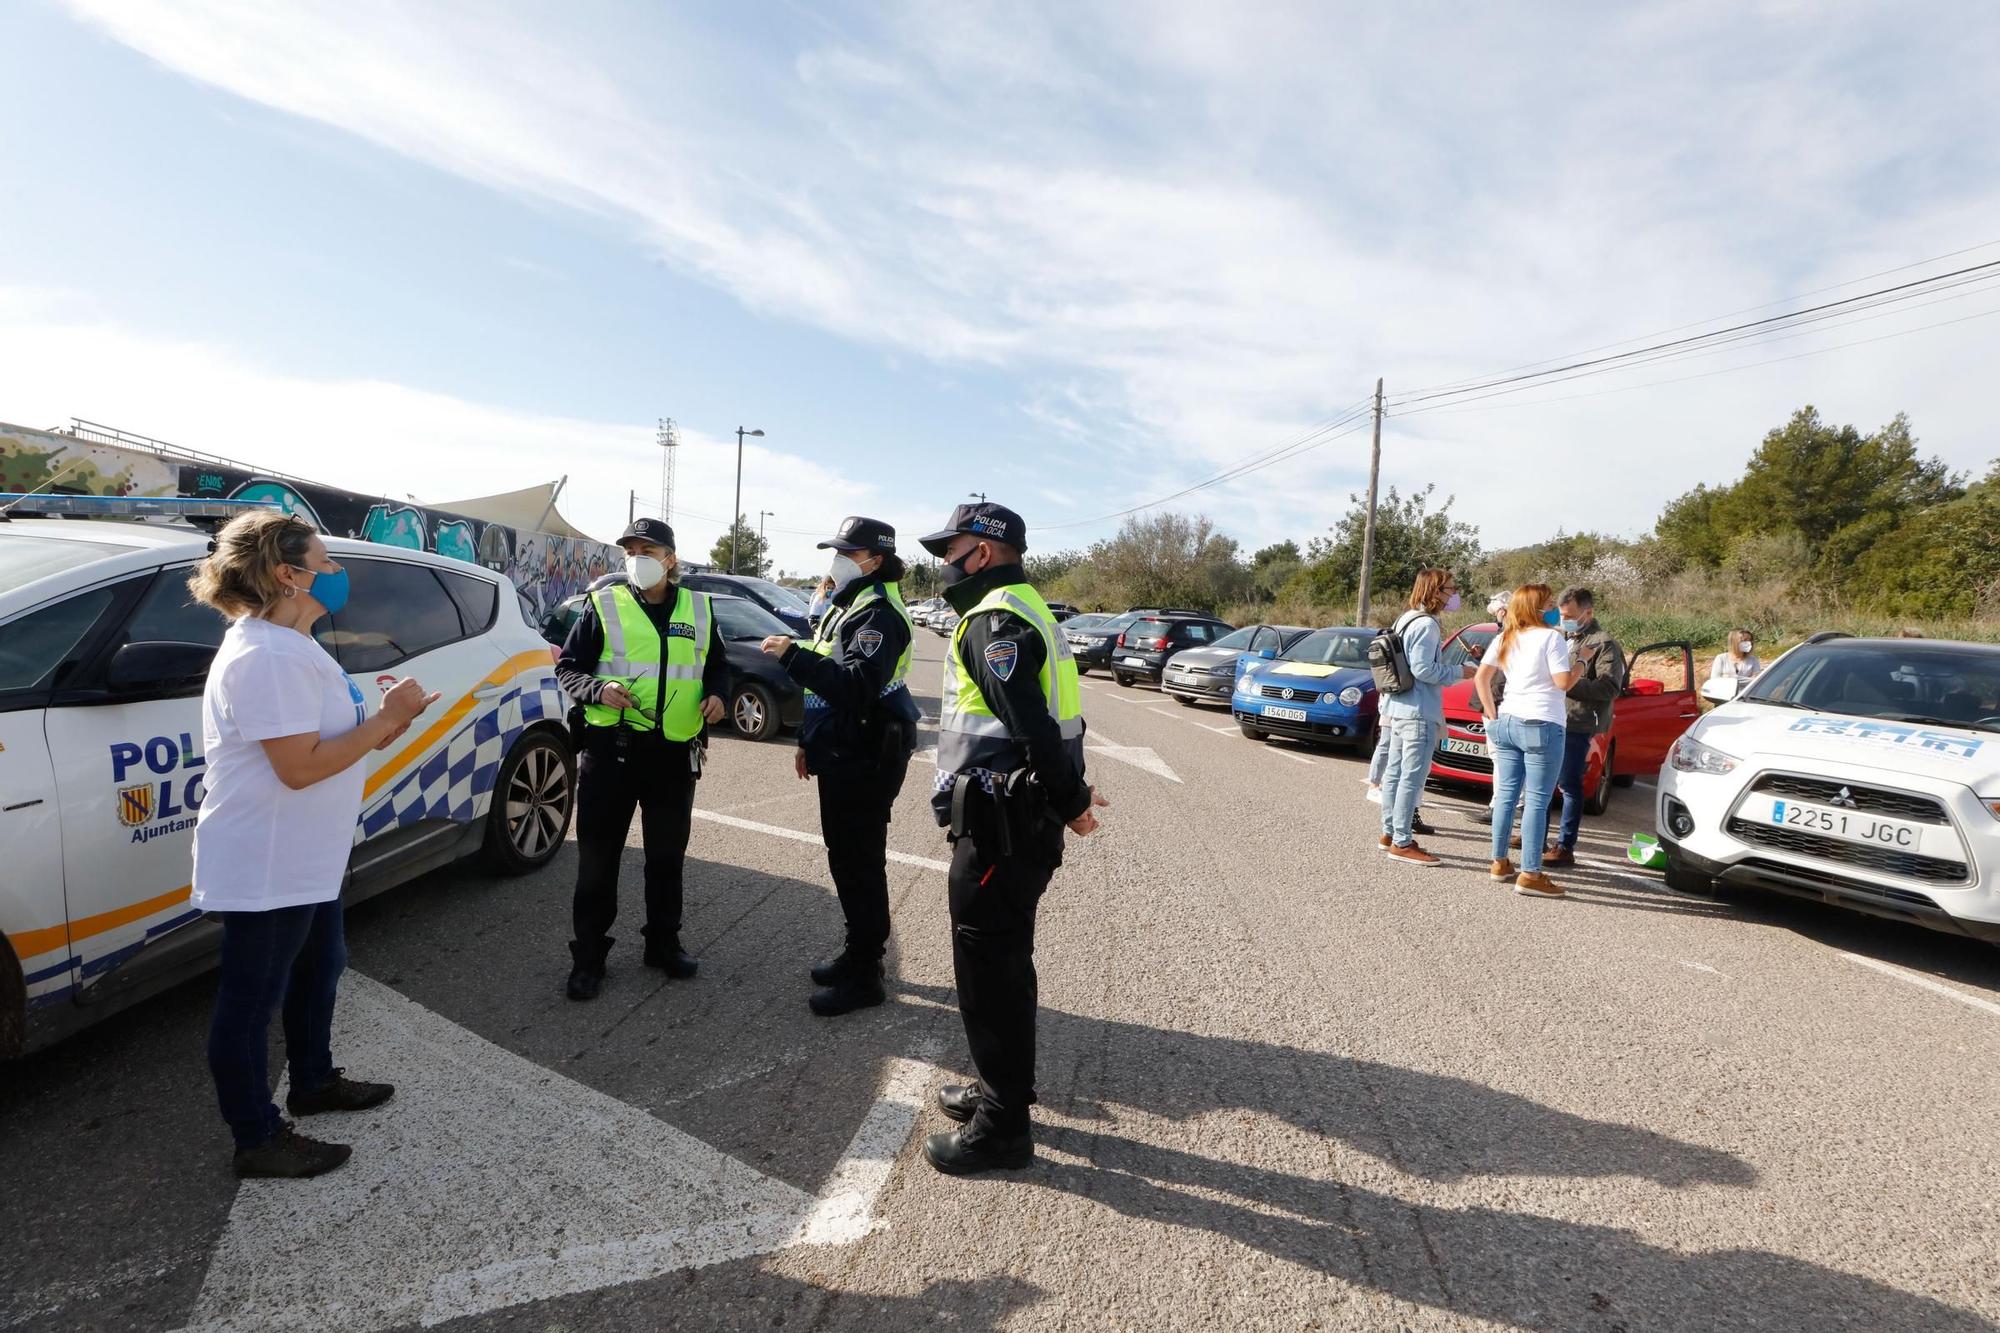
[1550,586,1625,867]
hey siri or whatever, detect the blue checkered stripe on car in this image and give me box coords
[355,677,566,843]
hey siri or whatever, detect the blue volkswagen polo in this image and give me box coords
[1231,627,1378,752]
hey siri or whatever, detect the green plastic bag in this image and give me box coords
[1628,832,1667,869]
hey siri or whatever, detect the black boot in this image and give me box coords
[935,1084,979,1123]
[809,959,886,1017]
[232,1123,352,1179]
[567,940,608,1001]
[924,1127,1033,1175]
[643,939,699,979]
[286,1069,394,1117]
[810,951,857,986]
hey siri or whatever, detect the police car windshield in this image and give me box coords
[0,533,126,595]
[1747,641,2000,733]
[1281,629,1372,667]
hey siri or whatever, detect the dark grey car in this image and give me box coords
[1161,624,1312,706]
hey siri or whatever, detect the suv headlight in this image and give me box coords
[1336,685,1363,706]
[1669,734,1737,776]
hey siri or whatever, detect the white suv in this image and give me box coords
[1658,634,2000,943]
[0,512,577,1057]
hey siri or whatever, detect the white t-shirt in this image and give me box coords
[1710,652,1762,680]
[192,616,369,913]
[1482,626,1573,727]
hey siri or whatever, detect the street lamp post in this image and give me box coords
[732,426,764,574]
[758,509,775,571]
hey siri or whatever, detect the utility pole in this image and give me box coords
[733,426,765,574]
[758,509,775,574]
[628,489,637,525]
[1355,377,1385,626]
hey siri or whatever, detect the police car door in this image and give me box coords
[41,562,222,994]
[320,555,510,877]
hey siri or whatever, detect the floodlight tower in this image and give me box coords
[657,417,680,524]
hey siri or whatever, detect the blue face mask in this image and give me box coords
[1541,607,1561,628]
[309,567,350,616]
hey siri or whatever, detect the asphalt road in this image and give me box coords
[6,632,1999,1332]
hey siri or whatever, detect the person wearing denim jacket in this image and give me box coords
[1378,569,1465,864]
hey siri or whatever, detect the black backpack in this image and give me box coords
[1368,610,1430,695]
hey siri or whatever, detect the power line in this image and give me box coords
[1390,237,2000,402]
[1386,257,2000,412]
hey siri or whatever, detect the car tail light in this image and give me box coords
[1116,632,1128,646]
[1150,637,1169,649]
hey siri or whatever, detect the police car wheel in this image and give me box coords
[732,683,780,742]
[484,729,575,876]
[1663,858,1718,896]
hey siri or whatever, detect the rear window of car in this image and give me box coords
[0,533,125,596]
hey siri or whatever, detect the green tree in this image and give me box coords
[1054,512,1248,612]
[709,514,771,577]
[1653,483,1725,569]
[1296,484,1481,610]
[1853,461,2000,618]
[1249,540,1303,600]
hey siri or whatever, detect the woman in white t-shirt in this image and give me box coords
[1707,628,1763,695]
[189,510,439,1180]
[1474,584,1575,898]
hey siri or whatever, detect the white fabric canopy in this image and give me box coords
[431,481,598,540]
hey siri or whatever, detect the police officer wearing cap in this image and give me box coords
[758,516,920,1016]
[916,501,1107,1175]
[554,518,731,1001]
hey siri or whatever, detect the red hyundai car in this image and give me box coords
[1428,623,1700,812]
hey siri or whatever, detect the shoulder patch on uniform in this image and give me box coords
[854,627,884,658]
[984,639,1019,681]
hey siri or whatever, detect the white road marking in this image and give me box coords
[1631,779,1657,791]
[694,808,951,873]
[1678,960,1726,976]
[1086,743,1183,783]
[1201,723,1238,734]
[1276,750,1315,765]
[1839,952,2000,1019]
[1580,855,1664,888]
[176,975,932,1332]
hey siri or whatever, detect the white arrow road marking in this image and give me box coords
[1839,952,2000,1019]
[176,974,933,1332]
[1085,742,1183,782]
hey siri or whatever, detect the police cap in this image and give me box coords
[918,502,1027,558]
[817,515,897,553]
[617,517,676,550]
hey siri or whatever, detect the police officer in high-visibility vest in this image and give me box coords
[554,518,731,1001]
[757,516,920,1017]
[916,501,1107,1175]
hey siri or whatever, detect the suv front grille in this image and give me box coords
[1732,857,1947,912]
[1724,818,1969,884]
[1749,774,1949,825]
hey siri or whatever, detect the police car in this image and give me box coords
[0,500,576,1056]
[1658,634,2000,943]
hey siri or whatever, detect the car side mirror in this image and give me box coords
[1257,649,1277,659]
[108,640,218,693]
[1699,677,1738,704]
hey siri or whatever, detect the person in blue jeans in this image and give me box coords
[1378,568,1469,866]
[1475,584,1577,897]
[189,510,439,1178]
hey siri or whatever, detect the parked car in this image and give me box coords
[0,510,578,1057]
[1059,612,1112,637]
[1110,613,1236,687]
[1068,607,1208,675]
[678,571,812,637]
[541,584,804,742]
[1231,627,1379,750]
[1046,601,1082,622]
[1162,624,1313,706]
[1658,635,2000,943]
[1425,622,1699,815]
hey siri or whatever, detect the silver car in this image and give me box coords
[1161,624,1312,706]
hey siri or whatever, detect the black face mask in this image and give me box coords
[939,549,979,587]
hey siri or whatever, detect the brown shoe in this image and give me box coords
[1515,872,1565,898]
[1545,846,1576,868]
[1379,833,1393,849]
[1489,858,1517,881]
[1385,842,1442,867]
[1508,832,1523,850]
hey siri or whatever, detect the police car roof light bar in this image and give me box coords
[0,493,280,530]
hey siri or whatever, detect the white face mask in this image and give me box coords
[625,553,667,590]
[1740,639,1754,654]
[828,553,866,593]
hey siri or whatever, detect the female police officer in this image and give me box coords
[759,516,919,1016]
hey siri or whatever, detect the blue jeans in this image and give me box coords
[1555,730,1595,850]
[1379,717,1438,846]
[1367,723,1390,784]
[1489,715,1563,872]
[206,899,346,1149]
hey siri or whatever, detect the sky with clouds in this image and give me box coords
[3,1,1997,577]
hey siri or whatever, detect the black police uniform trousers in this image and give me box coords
[570,726,696,970]
[947,832,1054,1137]
[815,754,911,963]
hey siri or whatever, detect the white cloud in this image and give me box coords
[46,0,2000,556]
[0,290,879,574]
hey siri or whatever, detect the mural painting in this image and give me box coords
[1,425,177,499]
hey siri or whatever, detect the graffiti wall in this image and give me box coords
[0,424,177,498]
[180,465,615,625]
